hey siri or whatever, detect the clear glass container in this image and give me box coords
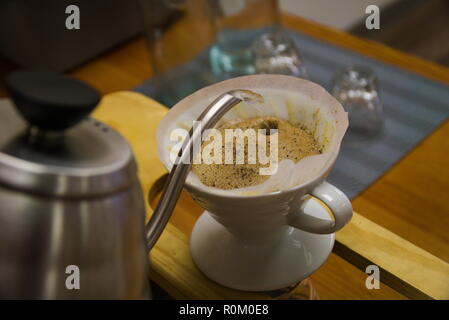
[209,0,279,78]
[331,65,384,146]
[252,31,309,78]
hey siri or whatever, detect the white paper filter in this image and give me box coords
[157,75,348,196]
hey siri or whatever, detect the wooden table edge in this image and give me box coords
[281,13,449,86]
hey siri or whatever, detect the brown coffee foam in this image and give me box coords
[192,116,321,190]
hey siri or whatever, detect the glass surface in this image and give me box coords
[331,65,384,146]
[252,31,308,78]
[270,279,319,300]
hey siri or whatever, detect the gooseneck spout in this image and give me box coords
[145,91,249,250]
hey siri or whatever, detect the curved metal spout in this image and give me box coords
[145,91,244,250]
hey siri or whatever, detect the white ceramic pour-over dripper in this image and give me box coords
[157,75,352,291]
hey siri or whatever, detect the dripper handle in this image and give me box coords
[287,181,353,234]
[6,70,100,131]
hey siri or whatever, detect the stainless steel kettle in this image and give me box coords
[0,71,243,299]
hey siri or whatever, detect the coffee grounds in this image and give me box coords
[192,116,321,190]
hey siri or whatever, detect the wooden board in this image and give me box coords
[335,213,449,300]
[93,91,449,300]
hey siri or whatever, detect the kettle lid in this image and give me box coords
[0,71,136,197]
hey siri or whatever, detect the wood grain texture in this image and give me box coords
[335,213,449,300]
[70,37,154,95]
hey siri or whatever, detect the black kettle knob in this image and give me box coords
[6,71,101,131]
